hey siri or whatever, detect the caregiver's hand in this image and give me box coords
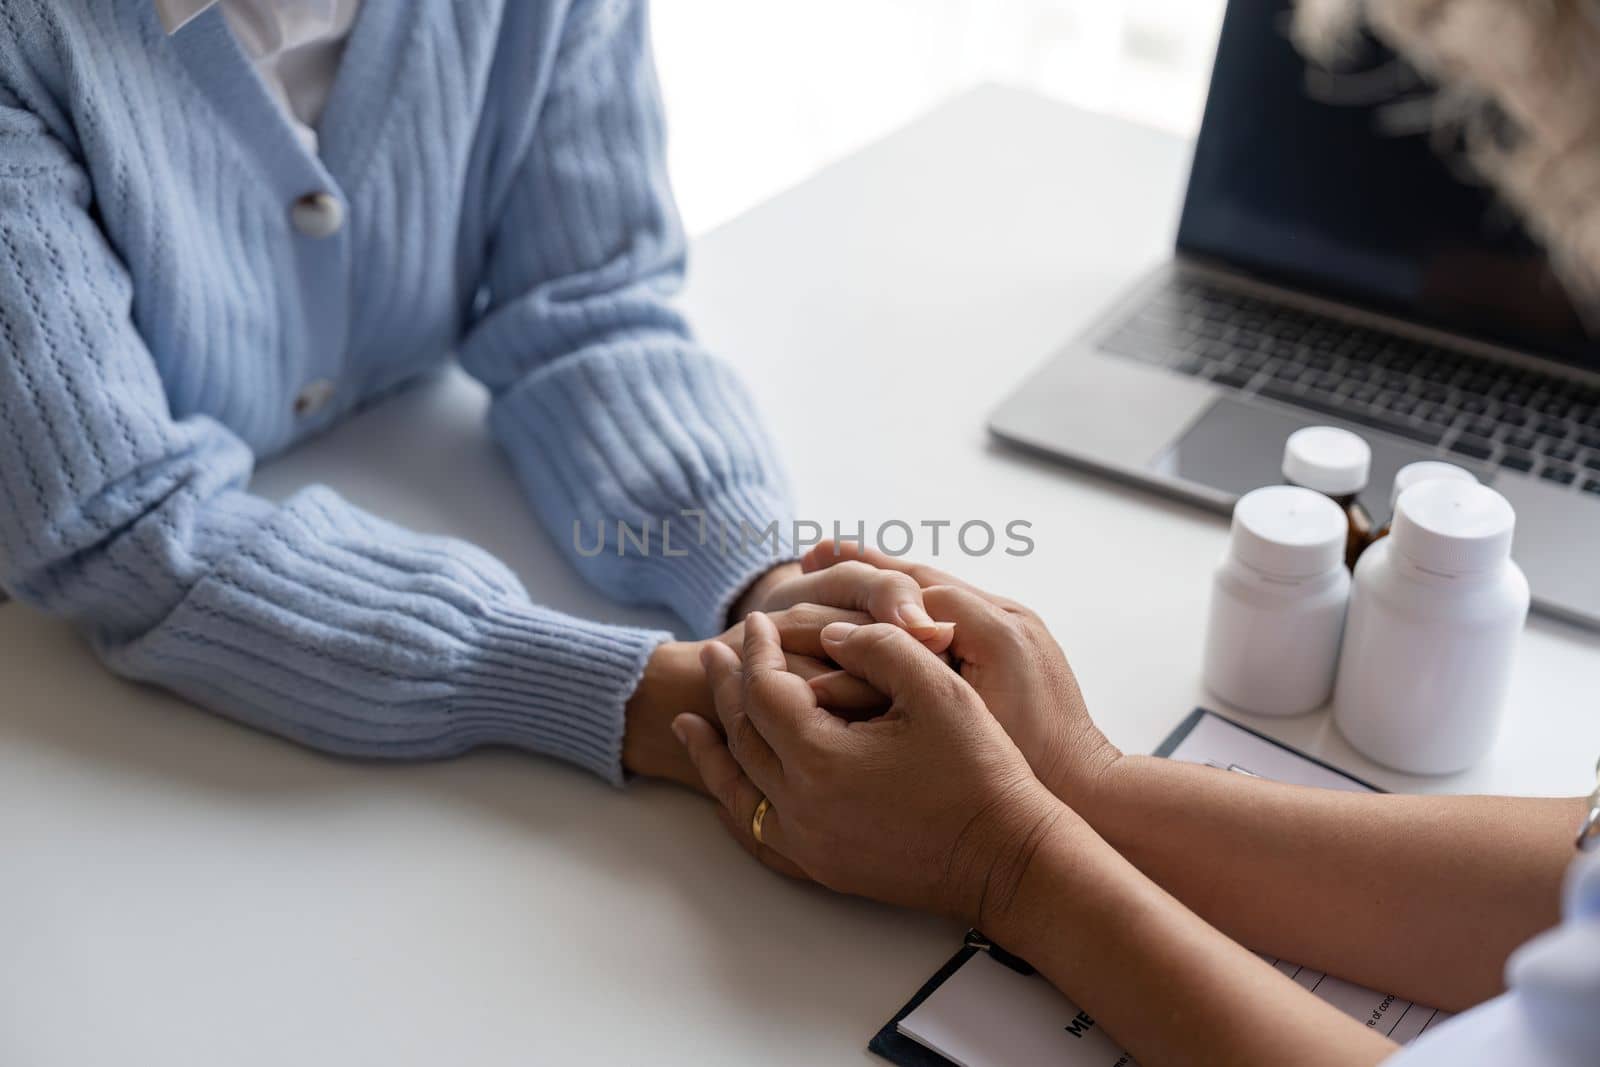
[679,614,1402,1067]
[674,613,1068,926]
[802,542,1121,812]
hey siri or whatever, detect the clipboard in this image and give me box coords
[867,937,1034,1067]
[868,707,1383,1066]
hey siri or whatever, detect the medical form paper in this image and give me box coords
[885,711,1448,1067]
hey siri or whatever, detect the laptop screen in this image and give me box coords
[1176,0,1599,368]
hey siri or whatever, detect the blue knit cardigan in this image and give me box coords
[0,0,794,784]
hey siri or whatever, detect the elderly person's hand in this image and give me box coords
[731,558,955,653]
[673,612,1068,925]
[800,541,1121,811]
[623,603,880,790]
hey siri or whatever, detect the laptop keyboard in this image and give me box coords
[1100,276,1600,496]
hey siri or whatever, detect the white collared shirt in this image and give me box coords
[155,0,362,153]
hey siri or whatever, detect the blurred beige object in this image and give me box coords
[1292,0,1600,319]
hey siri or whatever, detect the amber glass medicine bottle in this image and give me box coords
[1281,426,1373,569]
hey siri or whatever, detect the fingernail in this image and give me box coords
[671,716,689,746]
[820,621,857,644]
[897,603,937,632]
[923,621,957,651]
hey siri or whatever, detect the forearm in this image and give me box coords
[991,813,1396,1067]
[96,485,668,781]
[1077,755,1580,1009]
[458,0,796,639]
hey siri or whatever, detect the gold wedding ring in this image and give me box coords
[751,795,772,845]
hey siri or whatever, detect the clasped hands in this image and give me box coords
[650,542,1124,932]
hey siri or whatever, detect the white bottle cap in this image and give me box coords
[1391,480,1515,575]
[1388,460,1477,512]
[1229,486,1348,578]
[1282,426,1372,496]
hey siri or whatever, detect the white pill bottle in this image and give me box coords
[1203,486,1351,716]
[1333,480,1530,775]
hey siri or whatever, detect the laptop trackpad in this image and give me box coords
[1153,396,1444,517]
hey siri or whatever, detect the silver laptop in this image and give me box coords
[990,0,1600,629]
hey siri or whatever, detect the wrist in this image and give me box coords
[1043,737,1126,825]
[622,640,711,788]
[1064,752,1154,853]
[957,782,1078,933]
[980,801,1110,946]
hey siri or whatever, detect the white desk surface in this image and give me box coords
[2,86,1597,1066]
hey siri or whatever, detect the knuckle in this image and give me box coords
[927,664,969,704]
[1003,611,1036,642]
[770,603,814,631]
[833,560,875,584]
[787,602,824,627]
[921,584,967,619]
[985,625,1033,667]
[996,612,1032,649]
[1003,599,1041,624]
[727,714,758,758]
[805,602,864,628]
[745,668,793,706]
[1015,609,1054,647]
[877,571,920,600]
[1007,602,1038,629]
[857,622,906,652]
[722,716,745,756]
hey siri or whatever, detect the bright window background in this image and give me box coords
[652,0,1228,235]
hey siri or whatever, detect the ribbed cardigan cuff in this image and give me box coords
[633,483,796,638]
[486,339,798,640]
[451,603,669,786]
